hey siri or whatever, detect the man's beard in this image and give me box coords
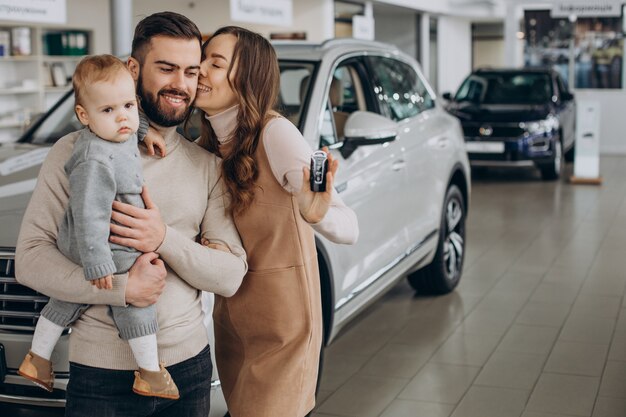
[137,74,192,127]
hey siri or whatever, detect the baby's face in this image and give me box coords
[78,71,139,142]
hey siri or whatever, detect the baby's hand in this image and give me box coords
[143,126,167,157]
[200,238,232,253]
[91,274,113,290]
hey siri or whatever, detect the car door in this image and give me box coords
[365,55,442,249]
[313,57,410,310]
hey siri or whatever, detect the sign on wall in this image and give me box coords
[352,15,374,41]
[551,3,621,18]
[230,0,292,27]
[0,0,66,24]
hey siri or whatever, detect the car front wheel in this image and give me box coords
[407,184,466,294]
[540,139,562,181]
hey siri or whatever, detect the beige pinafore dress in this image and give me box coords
[213,136,322,417]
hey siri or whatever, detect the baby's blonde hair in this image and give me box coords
[73,54,131,106]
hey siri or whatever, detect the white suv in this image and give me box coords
[0,39,469,411]
[275,39,471,342]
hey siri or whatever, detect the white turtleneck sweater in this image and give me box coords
[207,106,359,244]
[16,126,247,369]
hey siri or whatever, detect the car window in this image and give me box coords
[277,61,316,129]
[454,75,486,104]
[318,60,368,147]
[456,72,552,105]
[25,91,82,144]
[319,102,336,148]
[367,56,435,121]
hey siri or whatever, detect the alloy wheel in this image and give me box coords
[443,197,464,280]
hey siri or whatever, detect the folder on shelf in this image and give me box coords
[11,27,31,56]
[0,30,9,57]
[43,30,89,56]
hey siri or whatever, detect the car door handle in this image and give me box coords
[437,137,450,148]
[392,160,406,171]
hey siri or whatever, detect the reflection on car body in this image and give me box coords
[0,39,471,411]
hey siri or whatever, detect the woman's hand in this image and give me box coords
[297,147,339,224]
[142,126,167,157]
[109,186,166,252]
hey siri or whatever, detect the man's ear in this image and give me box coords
[127,57,140,81]
[75,104,89,126]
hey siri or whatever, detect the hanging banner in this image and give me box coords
[0,0,66,24]
[551,3,621,18]
[230,0,292,27]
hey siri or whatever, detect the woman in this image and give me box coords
[195,27,358,416]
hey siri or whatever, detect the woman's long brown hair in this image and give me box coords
[197,26,280,216]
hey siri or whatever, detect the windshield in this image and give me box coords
[455,72,553,105]
[20,60,317,145]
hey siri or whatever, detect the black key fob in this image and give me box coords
[310,150,328,192]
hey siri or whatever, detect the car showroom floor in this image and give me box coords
[312,157,626,417]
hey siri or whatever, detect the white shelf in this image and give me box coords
[0,55,86,63]
[44,86,71,93]
[0,121,24,129]
[43,55,86,62]
[0,56,39,62]
[0,88,39,95]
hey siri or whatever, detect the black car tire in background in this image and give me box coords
[539,139,563,181]
[564,142,575,163]
[564,125,576,163]
[407,185,466,294]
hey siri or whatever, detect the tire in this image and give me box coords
[564,141,575,163]
[407,184,466,295]
[540,139,562,181]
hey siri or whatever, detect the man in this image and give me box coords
[15,12,247,417]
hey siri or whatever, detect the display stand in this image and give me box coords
[570,100,602,185]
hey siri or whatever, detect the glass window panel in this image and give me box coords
[368,56,434,121]
[277,61,317,128]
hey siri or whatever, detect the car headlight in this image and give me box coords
[520,114,560,136]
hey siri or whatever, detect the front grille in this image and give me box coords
[463,124,525,139]
[0,252,49,331]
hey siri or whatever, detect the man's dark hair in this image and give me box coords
[131,11,202,63]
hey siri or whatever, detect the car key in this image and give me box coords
[310,150,328,192]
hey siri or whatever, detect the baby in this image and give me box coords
[18,54,178,399]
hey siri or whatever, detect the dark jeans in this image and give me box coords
[65,344,212,417]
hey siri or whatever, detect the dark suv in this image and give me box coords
[443,68,576,180]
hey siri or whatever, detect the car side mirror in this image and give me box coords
[442,92,453,101]
[561,92,574,101]
[340,111,398,158]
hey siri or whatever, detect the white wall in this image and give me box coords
[374,11,417,59]
[437,15,472,94]
[133,0,334,42]
[473,39,504,69]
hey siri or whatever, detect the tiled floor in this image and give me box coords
[312,157,626,417]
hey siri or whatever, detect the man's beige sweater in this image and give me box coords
[15,127,247,370]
